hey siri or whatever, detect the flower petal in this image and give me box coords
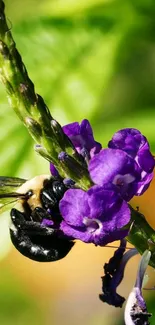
[59,189,90,227]
[60,221,92,243]
[50,163,59,177]
[89,149,136,186]
[63,119,101,158]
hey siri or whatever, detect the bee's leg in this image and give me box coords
[10,208,25,225]
[10,208,74,262]
[31,207,49,222]
[10,208,55,235]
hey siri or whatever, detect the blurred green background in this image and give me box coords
[0,0,154,324]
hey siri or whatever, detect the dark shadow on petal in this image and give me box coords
[99,240,138,308]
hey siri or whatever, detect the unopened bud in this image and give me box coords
[58,151,92,189]
[25,117,42,141]
[63,178,75,188]
[35,144,52,162]
[51,119,75,153]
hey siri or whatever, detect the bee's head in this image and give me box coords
[40,178,67,210]
[17,174,51,210]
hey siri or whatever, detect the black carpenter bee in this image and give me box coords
[0,175,74,262]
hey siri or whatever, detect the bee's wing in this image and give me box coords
[0,176,26,193]
[0,177,27,214]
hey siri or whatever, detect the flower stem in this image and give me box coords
[0,1,92,190]
[127,207,155,268]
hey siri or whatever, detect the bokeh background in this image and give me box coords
[0,0,154,324]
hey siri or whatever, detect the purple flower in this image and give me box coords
[88,148,154,201]
[59,184,130,246]
[50,119,101,176]
[89,149,137,201]
[108,128,155,196]
[63,119,102,159]
[108,128,155,172]
[124,250,152,325]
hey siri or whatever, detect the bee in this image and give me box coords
[0,175,74,262]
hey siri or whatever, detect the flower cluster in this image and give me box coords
[48,120,155,323]
[50,120,155,247]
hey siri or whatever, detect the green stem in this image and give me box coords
[0,1,92,189]
[127,207,155,268]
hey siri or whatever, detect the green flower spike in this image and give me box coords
[0,1,92,190]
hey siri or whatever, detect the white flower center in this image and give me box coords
[83,217,103,234]
[113,174,135,187]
